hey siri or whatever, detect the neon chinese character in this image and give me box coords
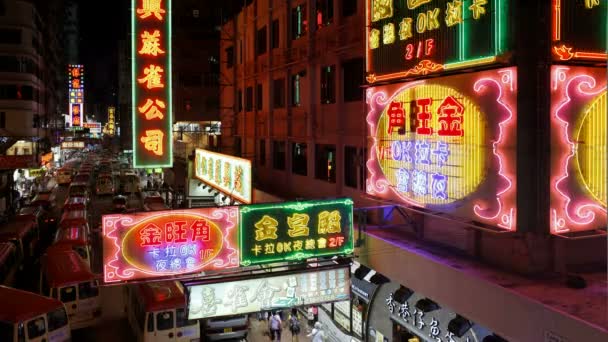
[139,30,165,56]
[71,67,80,77]
[397,168,410,193]
[415,98,433,135]
[437,95,464,136]
[287,213,310,237]
[165,221,187,243]
[305,239,316,250]
[149,247,160,258]
[469,0,488,20]
[383,23,395,45]
[414,309,425,329]
[399,302,411,322]
[140,129,164,156]
[432,141,450,166]
[140,223,162,246]
[137,0,166,20]
[156,259,168,272]
[407,0,432,9]
[282,242,292,252]
[185,257,197,269]
[585,0,600,9]
[169,258,182,271]
[251,244,262,256]
[215,159,221,184]
[317,237,327,249]
[369,29,380,49]
[254,215,279,241]
[445,1,463,27]
[223,161,232,187]
[415,140,431,165]
[387,101,406,134]
[412,170,428,196]
[431,173,448,200]
[72,79,80,89]
[371,0,393,22]
[191,220,211,241]
[318,210,342,234]
[264,243,275,254]
[165,246,176,257]
[138,64,165,89]
[399,18,413,41]
[293,240,304,251]
[429,317,440,340]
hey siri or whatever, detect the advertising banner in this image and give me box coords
[366,0,509,83]
[187,267,350,319]
[366,67,517,230]
[550,66,607,234]
[102,207,239,283]
[194,148,252,203]
[132,0,173,168]
[61,141,85,150]
[68,64,84,127]
[239,198,354,266]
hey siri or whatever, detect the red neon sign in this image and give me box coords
[103,207,239,283]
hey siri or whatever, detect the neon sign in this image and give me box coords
[550,66,606,234]
[552,0,607,61]
[367,67,517,230]
[239,199,354,266]
[68,64,84,127]
[102,207,239,283]
[194,149,252,204]
[366,0,509,83]
[132,0,173,168]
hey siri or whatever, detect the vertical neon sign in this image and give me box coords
[132,0,173,168]
[68,65,84,127]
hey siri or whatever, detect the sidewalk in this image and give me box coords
[248,317,312,342]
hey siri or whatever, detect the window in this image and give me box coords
[259,139,266,166]
[0,112,4,129]
[60,286,76,302]
[0,28,21,44]
[273,78,285,108]
[156,311,174,331]
[237,89,243,112]
[47,308,68,332]
[256,26,267,56]
[245,86,253,111]
[291,5,307,39]
[321,65,336,104]
[291,71,305,106]
[292,142,307,176]
[315,144,336,183]
[273,140,286,170]
[316,0,334,28]
[78,281,99,299]
[342,58,364,102]
[27,317,46,339]
[226,46,234,68]
[344,146,358,188]
[271,19,280,49]
[177,308,197,327]
[342,0,357,17]
[256,83,263,110]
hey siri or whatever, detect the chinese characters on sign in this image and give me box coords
[132,0,172,167]
[552,0,607,61]
[367,0,508,83]
[68,65,84,127]
[194,148,252,204]
[239,199,354,266]
[187,267,350,319]
[102,207,239,283]
[61,141,85,150]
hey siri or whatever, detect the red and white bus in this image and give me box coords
[0,219,39,263]
[125,281,200,342]
[52,225,92,267]
[58,209,90,236]
[0,285,71,342]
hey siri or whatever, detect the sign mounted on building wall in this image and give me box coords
[366,67,517,230]
[187,266,350,319]
[194,148,252,204]
[68,64,84,127]
[366,0,509,83]
[132,0,173,168]
[61,141,85,150]
[550,66,607,234]
[552,0,607,62]
[239,198,354,266]
[102,207,239,283]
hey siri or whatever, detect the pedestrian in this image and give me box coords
[306,307,315,331]
[288,308,301,342]
[306,322,325,342]
[268,311,282,342]
[312,306,318,323]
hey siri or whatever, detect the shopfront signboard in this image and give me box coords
[187,266,350,319]
[102,207,239,283]
[366,0,509,83]
[239,198,354,266]
[366,67,517,230]
[61,141,85,150]
[68,64,84,127]
[194,148,252,204]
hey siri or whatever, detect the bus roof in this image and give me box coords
[44,249,94,287]
[54,226,88,246]
[136,281,186,312]
[0,242,16,263]
[0,286,63,323]
[0,220,35,240]
[60,209,87,222]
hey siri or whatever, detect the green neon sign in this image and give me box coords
[239,198,355,266]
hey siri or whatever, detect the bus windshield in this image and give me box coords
[47,307,68,331]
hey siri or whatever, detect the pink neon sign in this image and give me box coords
[103,208,239,283]
[550,66,607,234]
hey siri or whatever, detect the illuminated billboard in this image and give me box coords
[366,0,509,83]
[366,67,517,230]
[187,266,350,319]
[61,141,85,150]
[550,66,606,234]
[132,0,173,168]
[68,64,84,127]
[239,199,354,266]
[552,0,607,62]
[102,207,239,283]
[194,149,252,204]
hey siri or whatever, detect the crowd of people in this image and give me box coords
[260,307,325,342]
